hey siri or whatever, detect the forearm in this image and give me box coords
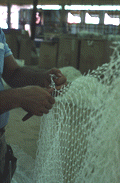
[0,88,21,114]
[4,66,46,88]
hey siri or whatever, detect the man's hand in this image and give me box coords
[19,86,55,116]
[43,68,67,90]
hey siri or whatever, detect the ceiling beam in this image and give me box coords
[0,0,120,5]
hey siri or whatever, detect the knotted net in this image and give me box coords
[34,43,120,183]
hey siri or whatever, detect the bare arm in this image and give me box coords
[0,87,21,114]
[2,55,66,88]
[2,55,45,88]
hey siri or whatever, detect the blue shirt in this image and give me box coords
[0,28,13,128]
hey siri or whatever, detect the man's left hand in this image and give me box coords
[43,68,67,90]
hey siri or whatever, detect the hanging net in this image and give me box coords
[33,43,120,183]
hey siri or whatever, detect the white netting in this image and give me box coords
[11,145,35,183]
[33,43,120,183]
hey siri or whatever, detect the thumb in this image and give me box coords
[45,87,54,94]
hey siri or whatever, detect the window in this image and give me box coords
[67,12,81,24]
[104,13,119,26]
[0,6,8,29]
[85,12,99,24]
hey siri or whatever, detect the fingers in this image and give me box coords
[44,87,54,94]
[44,68,67,90]
[48,95,55,104]
[34,104,53,116]
[21,86,55,117]
[54,76,67,86]
[44,88,55,102]
[35,95,55,115]
[49,68,62,77]
[48,68,67,88]
[45,103,53,110]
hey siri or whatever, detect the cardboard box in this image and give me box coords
[79,39,112,74]
[57,35,79,69]
[5,29,29,59]
[19,38,35,65]
[5,33,19,59]
[38,41,58,69]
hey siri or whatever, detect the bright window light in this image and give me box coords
[85,13,99,24]
[67,12,81,24]
[36,5,62,10]
[0,5,21,29]
[25,24,31,36]
[11,5,20,29]
[0,6,8,29]
[104,13,119,26]
[65,5,120,11]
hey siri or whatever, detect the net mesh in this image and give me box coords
[11,145,35,183]
[33,43,120,183]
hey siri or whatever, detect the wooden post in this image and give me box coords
[99,11,105,34]
[7,3,11,29]
[60,4,68,33]
[31,0,38,40]
[81,10,86,24]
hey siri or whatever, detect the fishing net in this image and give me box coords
[33,42,120,183]
[11,145,35,183]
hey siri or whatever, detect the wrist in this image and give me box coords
[0,88,23,114]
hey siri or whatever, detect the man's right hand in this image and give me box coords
[19,86,55,116]
[0,86,55,116]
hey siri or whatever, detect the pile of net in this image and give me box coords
[11,145,35,183]
[33,43,120,183]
